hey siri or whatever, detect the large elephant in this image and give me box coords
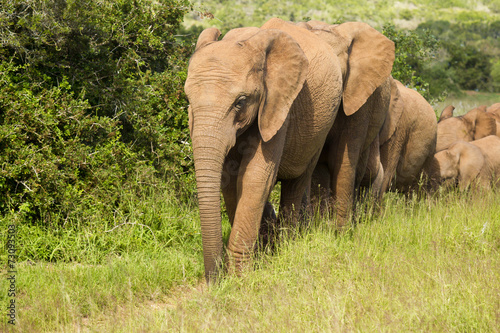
[425,135,500,190]
[302,21,396,224]
[436,105,497,152]
[184,18,394,281]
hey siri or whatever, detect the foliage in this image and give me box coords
[382,23,441,101]
[417,19,500,94]
[0,0,195,225]
[492,59,500,92]
[0,64,136,223]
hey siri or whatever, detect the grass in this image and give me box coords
[160,189,500,332]
[1,187,500,332]
[1,93,499,332]
[0,186,206,332]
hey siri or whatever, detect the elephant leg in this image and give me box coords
[380,129,406,194]
[395,125,436,192]
[224,138,279,252]
[226,126,286,273]
[329,121,369,228]
[258,201,277,251]
[330,150,357,227]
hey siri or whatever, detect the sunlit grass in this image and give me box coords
[157,189,500,332]
[2,188,499,332]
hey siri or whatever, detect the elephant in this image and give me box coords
[300,20,397,223]
[487,103,500,137]
[436,104,497,152]
[364,78,438,195]
[425,135,500,190]
[184,18,394,281]
[312,76,437,214]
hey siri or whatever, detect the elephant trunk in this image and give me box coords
[191,126,229,283]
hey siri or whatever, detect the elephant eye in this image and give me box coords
[234,96,247,111]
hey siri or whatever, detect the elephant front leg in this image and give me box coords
[226,130,284,274]
[223,142,278,253]
[226,171,279,273]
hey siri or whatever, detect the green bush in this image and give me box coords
[382,24,442,101]
[0,62,148,223]
[417,19,500,93]
[0,0,195,226]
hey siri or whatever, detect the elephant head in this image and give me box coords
[487,102,500,115]
[436,105,497,152]
[426,140,485,190]
[184,27,308,281]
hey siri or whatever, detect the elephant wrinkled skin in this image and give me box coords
[487,103,500,137]
[184,18,394,281]
[312,76,438,215]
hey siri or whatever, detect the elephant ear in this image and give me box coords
[439,105,455,122]
[246,29,309,142]
[455,142,484,190]
[195,28,221,51]
[379,78,404,145]
[332,22,395,116]
[464,107,497,140]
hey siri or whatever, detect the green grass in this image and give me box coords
[0,186,206,332]
[2,187,500,332]
[160,189,500,332]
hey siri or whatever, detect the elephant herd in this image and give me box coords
[425,103,500,190]
[183,18,500,282]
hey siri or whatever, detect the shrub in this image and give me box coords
[0,0,195,226]
[0,63,149,223]
[382,23,442,101]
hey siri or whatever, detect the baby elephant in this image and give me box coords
[426,135,500,190]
